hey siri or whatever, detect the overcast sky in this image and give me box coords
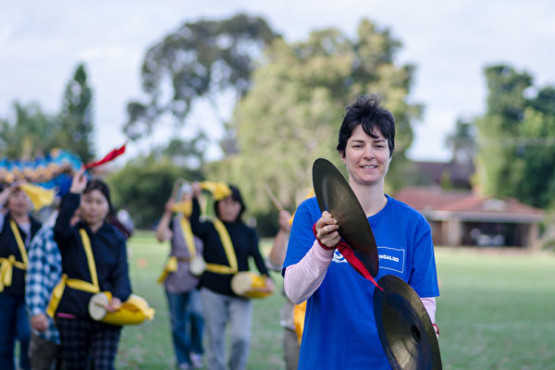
[1,0,554,163]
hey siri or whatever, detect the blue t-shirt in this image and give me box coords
[283,195,440,369]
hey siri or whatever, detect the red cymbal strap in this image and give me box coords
[312,223,382,291]
[336,242,383,291]
[312,223,336,250]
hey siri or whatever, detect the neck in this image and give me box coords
[350,181,387,217]
[11,212,29,224]
[89,221,103,233]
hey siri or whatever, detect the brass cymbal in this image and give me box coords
[373,275,442,370]
[312,158,379,277]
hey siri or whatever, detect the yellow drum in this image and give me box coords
[88,292,155,325]
[231,272,272,299]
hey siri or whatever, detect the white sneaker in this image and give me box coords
[178,363,191,370]
[190,353,203,369]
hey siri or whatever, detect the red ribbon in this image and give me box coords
[84,143,126,169]
[313,223,383,291]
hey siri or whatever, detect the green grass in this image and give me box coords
[117,233,555,369]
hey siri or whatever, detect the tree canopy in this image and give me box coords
[0,63,95,163]
[474,64,555,209]
[0,102,59,160]
[206,19,422,216]
[124,13,280,146]
[57,63,95,162]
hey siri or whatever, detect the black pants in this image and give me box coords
[56,318,121,370]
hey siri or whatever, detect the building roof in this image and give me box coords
[394,187,545,223]
[412,159,475,188]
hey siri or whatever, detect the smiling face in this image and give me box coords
[80,189,109,229]
[341,124,391,187]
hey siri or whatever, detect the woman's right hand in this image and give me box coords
[315,211,340,249]
[69,168,87,194]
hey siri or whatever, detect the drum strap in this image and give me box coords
[0,221,29,292]
[205,218,238,275]
[179,216,196,260]
[46,229,100,317]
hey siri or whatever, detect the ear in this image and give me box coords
[339,150,346,164]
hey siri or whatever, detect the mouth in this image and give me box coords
[361,165,377,169]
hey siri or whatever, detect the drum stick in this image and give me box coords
[263,184,284,211]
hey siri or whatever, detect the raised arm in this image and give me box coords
[267,210,292,270]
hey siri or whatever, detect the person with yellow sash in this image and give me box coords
[0,182,42,370]
[52,169,132,369]
[156,183,204,370]
[190,182,273,370]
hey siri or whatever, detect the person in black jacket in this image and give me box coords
[189,183,273,370]
[53,169,132,370]
[0,183,42,370]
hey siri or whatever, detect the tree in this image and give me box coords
[474,64,555,208]
[57,63,95,162]
[124,12,280,153]
[445,118,476,165]
[207,19,422,217]
[0,102,60,160]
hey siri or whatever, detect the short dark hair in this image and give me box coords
[336,94,396,157]
[213,185,246,222]
[84,178,115,217]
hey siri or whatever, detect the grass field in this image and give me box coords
[116,232,555,369]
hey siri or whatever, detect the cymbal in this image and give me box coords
[373,275,442,370]
[312,158,379,277]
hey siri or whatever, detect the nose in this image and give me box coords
[362,145,375,159]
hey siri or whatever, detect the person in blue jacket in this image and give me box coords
[53,169,132,370]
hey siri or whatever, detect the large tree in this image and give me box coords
[474,64,555,208]
[57,63,95,162]
[124,12,280,153]
[207,19,422,216]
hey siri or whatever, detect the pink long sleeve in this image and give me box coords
[283,240,335,304]
[420,297,437,323]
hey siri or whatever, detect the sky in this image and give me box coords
[1,0,554,163]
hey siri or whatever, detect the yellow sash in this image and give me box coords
[46,229,100,317]
[156,256,178,284]
[157,216,196,284]
[0,220,29,292]
[180,217,196,260]
[205,218,238,275]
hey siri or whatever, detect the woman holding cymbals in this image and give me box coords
[283,95,440,369]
